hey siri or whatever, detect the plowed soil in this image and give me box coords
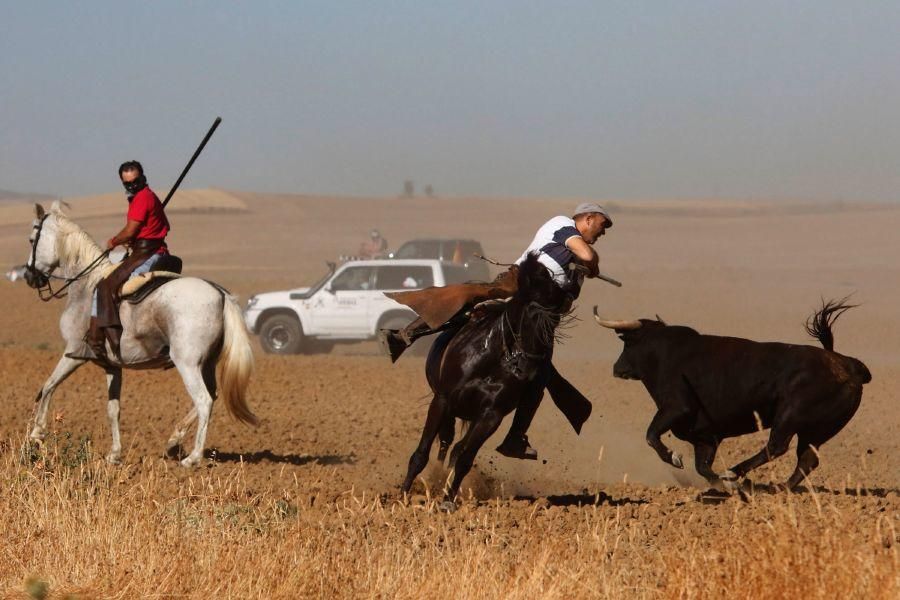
[1,192,898,597]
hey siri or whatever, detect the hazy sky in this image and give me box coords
[2,1,900,201]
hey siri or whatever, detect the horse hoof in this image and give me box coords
[706,478,726,492]
[670,452,684,469]
[721,470,740,493]
[105,453,122,465]
[180,456,200,468]
[165,443,184,460]
[439,500,457,513]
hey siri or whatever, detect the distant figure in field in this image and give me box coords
[358,229,388,259]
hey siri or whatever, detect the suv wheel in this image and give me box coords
[259,314,304,354]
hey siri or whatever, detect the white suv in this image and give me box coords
[244,259,475,354]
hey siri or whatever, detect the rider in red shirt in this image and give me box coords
[123,185,169,252]
[83,161,172,362]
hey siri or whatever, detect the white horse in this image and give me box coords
[23,201,257,467]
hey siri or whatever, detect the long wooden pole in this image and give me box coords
[162,116,222,209]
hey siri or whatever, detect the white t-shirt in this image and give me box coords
[515,216,582,285]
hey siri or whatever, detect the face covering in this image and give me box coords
[122,174,147,197]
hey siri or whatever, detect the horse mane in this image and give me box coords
[50,204,111,287]
[511,252,575,345]
[514,252,549,296]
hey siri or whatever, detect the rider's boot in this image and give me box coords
[379,318,434,363]
[105,326,123,362]
[379,330,410,364]
[65,317,108,362]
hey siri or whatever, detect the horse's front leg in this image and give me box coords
[31,355,86,442]
[105,368,123,464]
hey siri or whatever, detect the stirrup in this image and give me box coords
[66,342,110,365]
[65,349,98,361]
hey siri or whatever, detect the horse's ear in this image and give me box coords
[35,203,45,219]
[50,199,68,215]
[655,314,667,325]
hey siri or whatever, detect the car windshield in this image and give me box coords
[307,267,334,291]
[291,263,336,299]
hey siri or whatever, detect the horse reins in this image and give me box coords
[498,300,559,362]
[27,215,111,302]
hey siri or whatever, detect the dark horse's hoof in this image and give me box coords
[439,500,457,513]
[496,439,538,461]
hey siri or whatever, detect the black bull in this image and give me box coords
[595,300,871,490]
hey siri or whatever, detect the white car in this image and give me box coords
[244,258,474,354]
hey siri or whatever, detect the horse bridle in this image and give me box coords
[26,214,110,302]
[498,299,565,363]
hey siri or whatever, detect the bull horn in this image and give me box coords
[592,306,642,330]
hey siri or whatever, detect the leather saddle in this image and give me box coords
[121,255,184,305]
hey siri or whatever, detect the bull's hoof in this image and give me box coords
[439,500,457,513]
[670,452,684,469]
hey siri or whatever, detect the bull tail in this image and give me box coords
[804,297,857,352]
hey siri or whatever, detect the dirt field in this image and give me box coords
[0,192,898,598]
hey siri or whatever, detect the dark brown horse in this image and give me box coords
[400,253,577,510]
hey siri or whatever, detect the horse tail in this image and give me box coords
[218,293,258,426]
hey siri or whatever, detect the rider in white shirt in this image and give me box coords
[496,202,613,460]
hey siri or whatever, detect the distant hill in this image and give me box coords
[0,189,55,205]
[0,188,247,226]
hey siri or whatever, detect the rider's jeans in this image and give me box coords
[91,253,162,317]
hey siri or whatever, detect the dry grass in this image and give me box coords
[1,434,897,599]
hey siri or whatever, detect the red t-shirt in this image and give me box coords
[126,187,170,253]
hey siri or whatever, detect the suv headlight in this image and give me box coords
[246,296,259,310]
